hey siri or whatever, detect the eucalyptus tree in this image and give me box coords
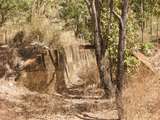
[84,0,114,97]
[146,0,159,37]
[59,0,90,39]
[153,0,160,41]
[109,0,129,119]
[131,0,149,43]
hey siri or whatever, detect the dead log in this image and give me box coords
[132,50,156,73]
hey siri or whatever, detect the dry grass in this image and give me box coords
[0,15,63,48]
[124,64,160,120]
[78,63,99,86]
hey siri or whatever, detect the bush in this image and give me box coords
[141,42,154,56]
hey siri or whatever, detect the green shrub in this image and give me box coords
[125,56,140,73]
[141,42,154,56]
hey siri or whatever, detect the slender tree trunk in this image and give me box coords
[141,26,144,43]
[54,50,67,94]
[0,13,6,27]
[156,16,159,44]
[91,0,113,97]
[150,13,153,37]
[146,19,148,29]
[107,0,114,83]
[141,0,144,43]
[115,0,128,119]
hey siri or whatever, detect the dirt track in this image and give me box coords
[0,80,118,120]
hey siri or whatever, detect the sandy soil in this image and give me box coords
[0,80,118,120]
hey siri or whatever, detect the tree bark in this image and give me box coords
[156,16,159,44]
[140,0,145,43]
[108,0,114,83]
[0,12,6,27]
[85,0,113,96]
[91,0,113,97]
[115,0,128,119]
[150,13,153,37]
[54,50,68,94]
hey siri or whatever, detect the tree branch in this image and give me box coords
[112,10,124,28]
[84,0,92,17]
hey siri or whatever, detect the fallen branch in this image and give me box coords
[132,50,156,73]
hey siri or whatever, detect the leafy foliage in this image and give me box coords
[0,0,32,25]
[141,42,154,56]
[0,0,160,74]
[59,0,91,40]
[59,0,159,73]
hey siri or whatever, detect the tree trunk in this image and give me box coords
[150,13,153,37]
[108,0,114,83]
[141,25,144,43]
[140,0,145,43]
[92,0,113,97]
[156,16,159,44]
[116,0,128,119]
[0,13,6,27]
[54,50,68,94]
